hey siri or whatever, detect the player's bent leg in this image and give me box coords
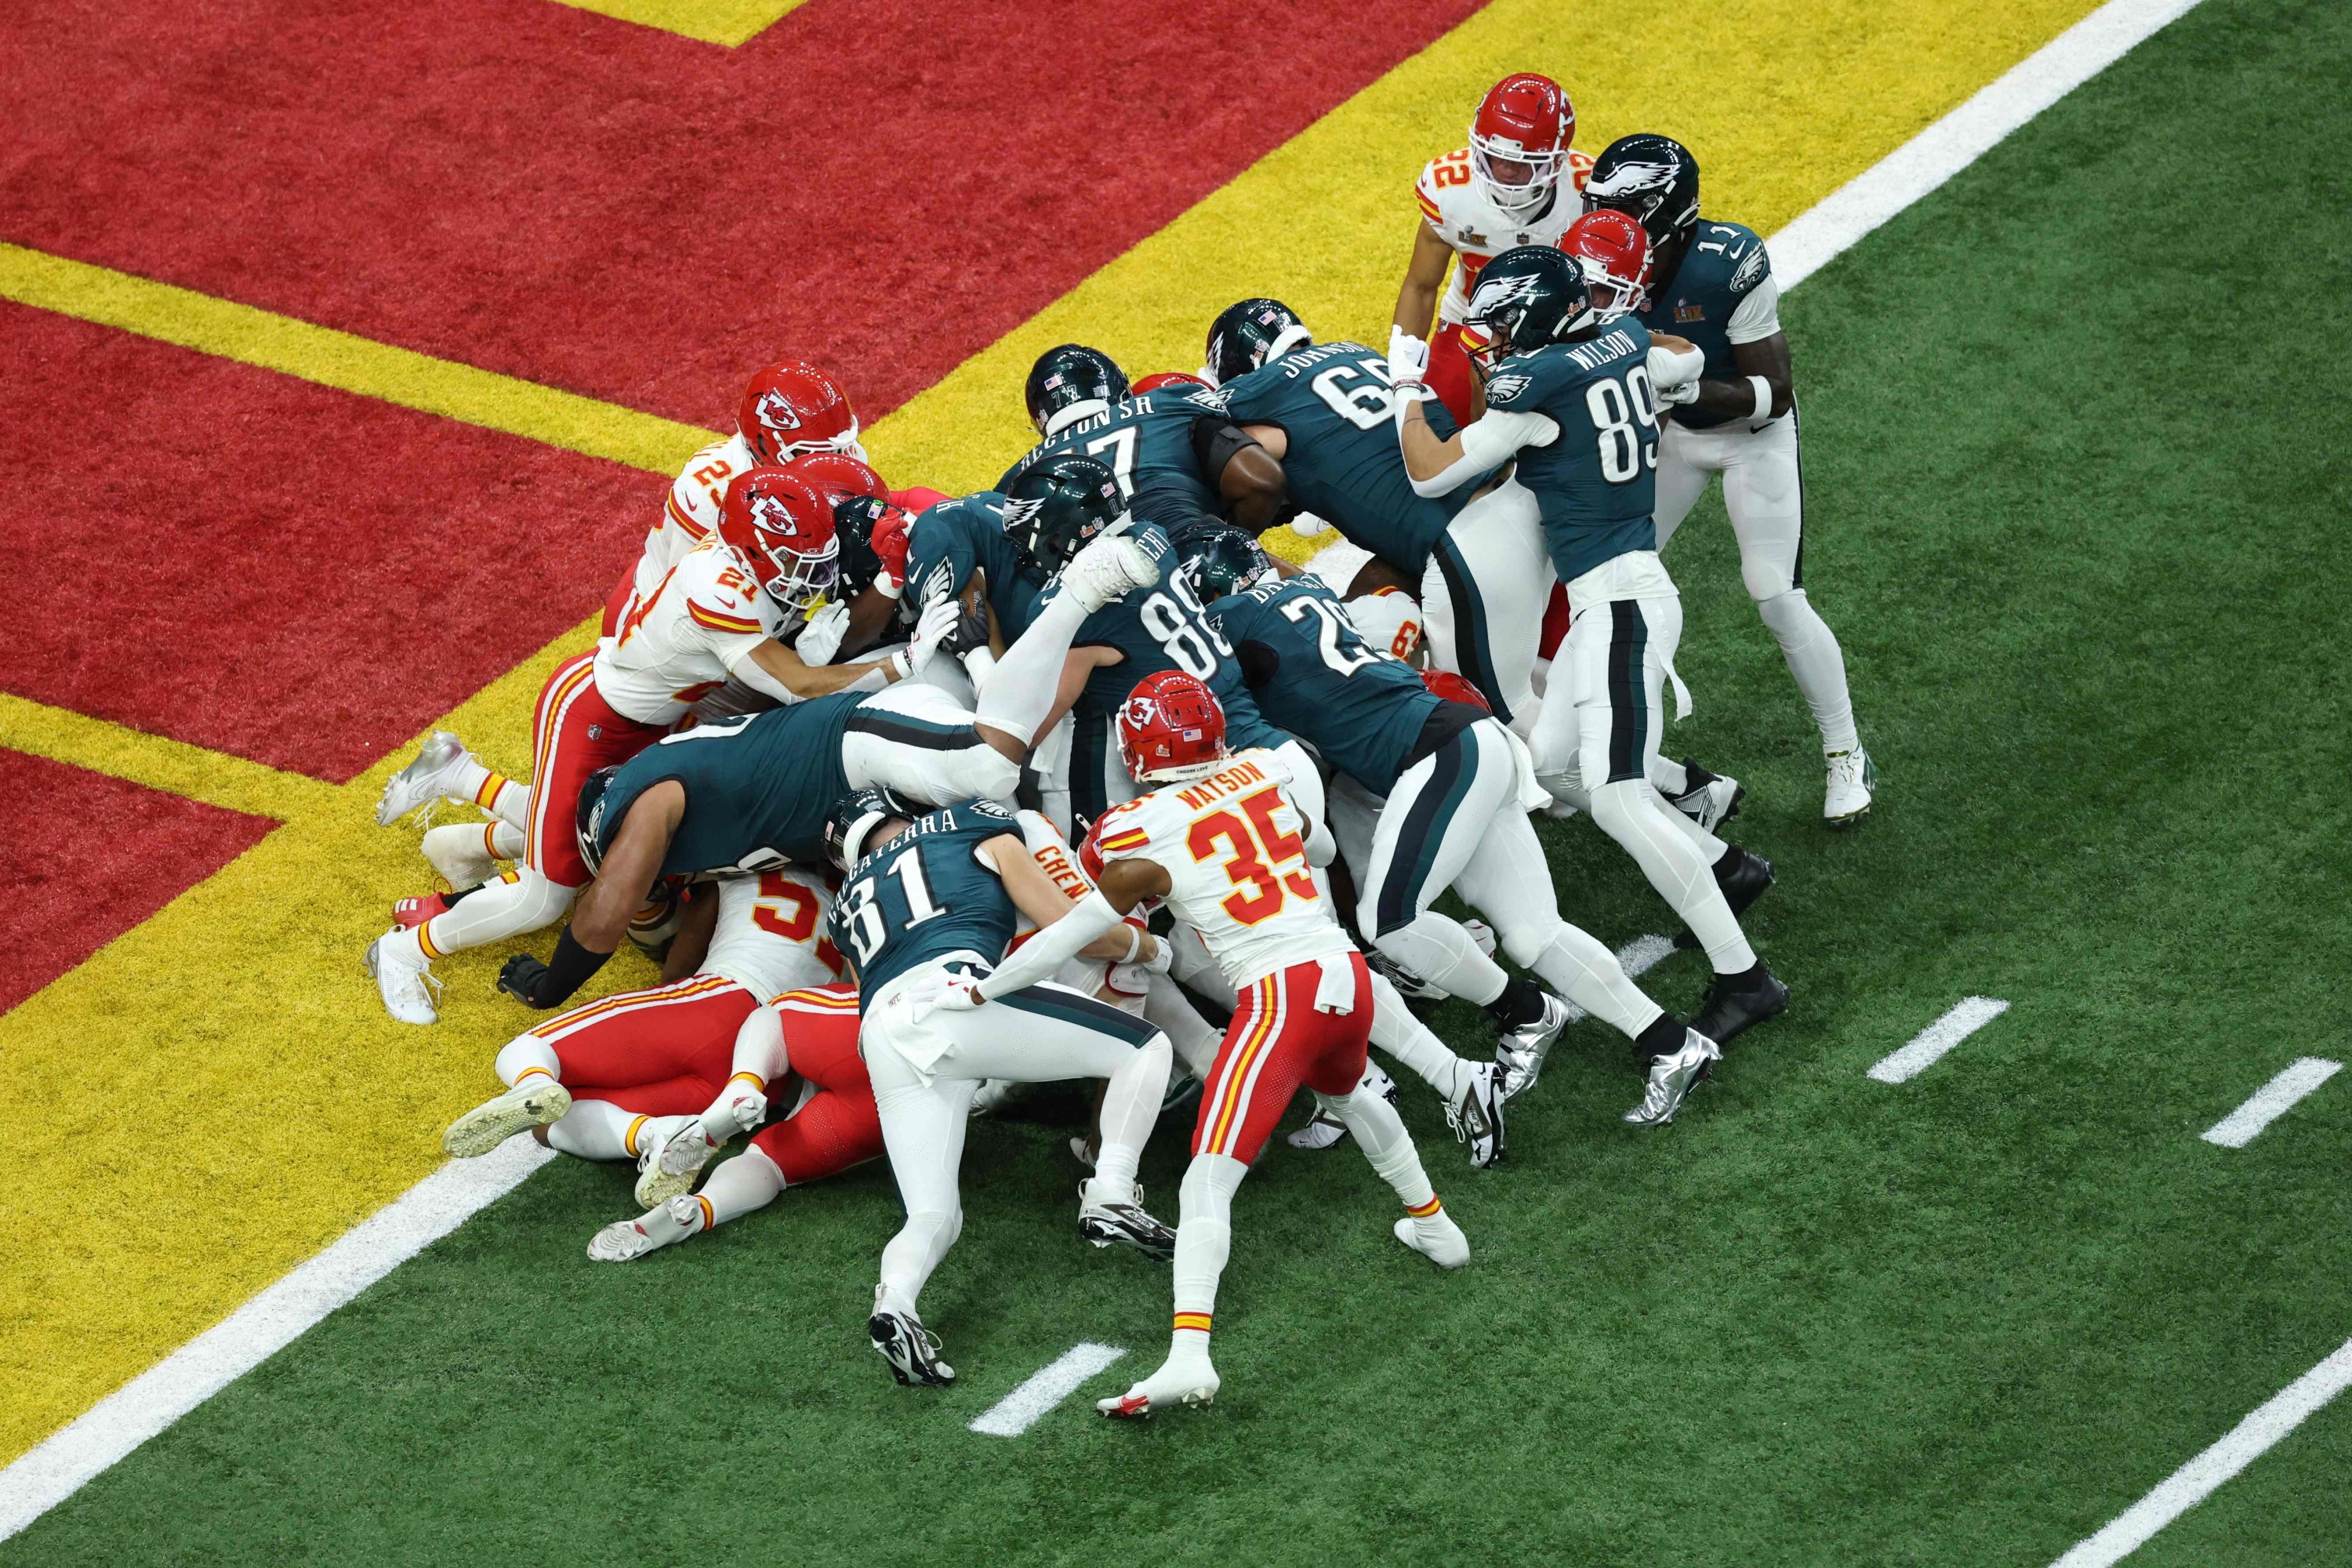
[1365,973,1504,1168]
[842,683,1020,807]
[445,1044,571,1157]
[1323,1083,1468,1268]
[1422,485,1552,728]
[862,1030,969,1385]
[586,1144,792,1263]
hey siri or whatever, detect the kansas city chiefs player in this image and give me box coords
[1390,72,1592,426]
[989,671,1468,1417]
[602,360,866,637]
[369,470,958,1025]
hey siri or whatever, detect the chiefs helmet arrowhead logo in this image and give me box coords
[754,389,804,433]
[748,490,800,537]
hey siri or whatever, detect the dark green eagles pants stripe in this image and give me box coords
[996,982,1163,1048]
[1371,726,1481,938]
[1606,600,1650,785]
[1431,535,1511,725]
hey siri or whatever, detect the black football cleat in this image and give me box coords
[1689,964,1790,1049]
[1674,845,1777,950]
[869,1303,956,1388]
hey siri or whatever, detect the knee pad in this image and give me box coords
[1497,916,1566,971]
[1755,586,1815,640]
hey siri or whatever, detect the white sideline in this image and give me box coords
[1772,0,2207,290]
[1867,996,2009,1083]
[0,0,2216,1535]
[967,1342,1129,1436]
[0,1138,555,1542]
[2200,1058,2343,1149]
[2049,1337,2352,1567]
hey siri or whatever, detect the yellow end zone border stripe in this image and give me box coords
[0,693,337,822]
[547,0,808,48]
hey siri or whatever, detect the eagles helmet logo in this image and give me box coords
[1468,269,1545,321]
[1585,158,1677,201]
[1000,495,1046,534]
[1484,372,1533,405]
[753,388,804,434]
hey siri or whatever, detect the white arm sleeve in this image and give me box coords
[1724,274,1783,344]
[1646,342,1706,392]
[1405,409,1560,498]
[727,641,803,704]
[975,890,1123,1000]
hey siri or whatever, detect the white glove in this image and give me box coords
[932,973,984,1013]
[796,600,851,666]
[1656,377,1702,408]
[906,597,961,675]
[1138,930,1174,975]
[1388,326,1430,390]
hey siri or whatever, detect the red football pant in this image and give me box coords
[528,973,754,1114]
[599,560,637,640]
[748,1010,882,1185]
[524,651,663,887]
[1192,953,1373,1166]
[1425,323,1479,428]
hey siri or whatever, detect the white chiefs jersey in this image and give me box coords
[1006,808,1146,1008]
[633,432,759,612]
[593,537,789,727]
[1414,146,1595,326]
[699,867,844,1002]
[1083,748,1350,990]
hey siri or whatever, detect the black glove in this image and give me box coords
[497,954,556,1008]
[497,929,613,1011]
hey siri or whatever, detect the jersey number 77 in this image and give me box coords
[1188,786,1317,925]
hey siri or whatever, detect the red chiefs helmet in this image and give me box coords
[1421,668,1491,710]
[1131,372,1211,395]
[738,361,860,466]
[1116,670,1229,783]
[1469,73,1573,221]
[1559,209,1654,317]
[779,451,886,509]
[716,467,841,613]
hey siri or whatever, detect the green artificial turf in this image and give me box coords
[13,0,2349,1561]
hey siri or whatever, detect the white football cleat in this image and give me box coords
[365,928,441,1025]
[1098,1357,1220,1418]
[374,731,476,827]
[443,1076,571,1157]
[1393,1210,1471,1269]
[633,1117,709,1209]
[586,1195,702,1262]
[1824,746,1876,827]
[421,822,501,888]
[1664,759,1745,832]
[1062,535,1159,612]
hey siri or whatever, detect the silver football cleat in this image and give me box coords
[374,730,474,828]
[1494,993,1573,1101]
[1624,1030,1722,1127]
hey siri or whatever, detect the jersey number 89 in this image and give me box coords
[1588,365,1661,485]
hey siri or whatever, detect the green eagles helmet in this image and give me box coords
[1584,133,1702,255]
[575,765,621,878]
[1003,452,1127,572]
[1174,523,1273,601]
[1464,245,1595,365]
[1024,344,1130,433]
[1204,298,1312,387]
[824,786,919,870]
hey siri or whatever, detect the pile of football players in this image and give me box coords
[365,72,1877,1417]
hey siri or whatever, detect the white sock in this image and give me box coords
[1369,912,1508,1006]
[1649,756,1693,797]
[1142,973,1222,1080]
[974,590,1091,746]
[1524,923,1667,1040]
[447,755,532,829]
[545,1098,634,1161]
[877,1202,962,1318]
[698,1145,786,1225]
[418,869,576,959]
[1588,780,1755,974]
[1757,590,1859,755]
[1088,1034,1172,1206]
[1367,973,1469,1100]
[492,1036,562,1086]
[1324,1085,1437,1214]
[1171,1153,1245,1341]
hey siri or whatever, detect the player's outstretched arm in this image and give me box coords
[659,882,720,981]
[502,782,684,1011]
[1210,433,1287,529]
[953,840,1171,1004]
[1392,220,1455,339]
[740,638,891,702]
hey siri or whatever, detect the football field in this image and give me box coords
[3,0,2348,1560]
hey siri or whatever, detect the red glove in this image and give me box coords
[872,506,912,593]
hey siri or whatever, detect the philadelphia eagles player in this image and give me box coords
[1586,133,1875,826]
[1394,245,1788,1049]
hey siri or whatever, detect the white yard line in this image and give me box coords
[1772,0,2208,290]
[2049,1337,2352,1567]
[0,1138,554,1542]
[0,0,2220,1534]
[967,1343,1128,1436]
[2200,1058,2343,1149]
[1867,997,2010,1083]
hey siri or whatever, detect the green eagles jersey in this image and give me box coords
[1211,342,1466,575]
[997,389,1229,532]
[1637,220,1771,431]
[1045,520,1288,753]
[593,695,864,877]
[1210,576,1439,795]
[1482,319,1661,584]
[829,798,1022,1002]
[904,490,1047,638]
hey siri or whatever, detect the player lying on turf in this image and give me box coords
[826,786,1179,1390]
[962,670,1461,1417]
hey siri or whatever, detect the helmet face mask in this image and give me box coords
[1002,453,1127,575]
[1116,670,1230,784]
[1024,345,1131,435]
[1559,209,1656,318]
[1469,72,1573,222]
[575,765,622,879]
[1203,299,1312,388]
[779,452,889,600]
[1174,524,1272,603]
[718,468,843,615]
[824,786,916,870]
[1465,245,1595,367]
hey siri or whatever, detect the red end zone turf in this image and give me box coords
[0,0,1478,429]
[0,303,650,782]
[0,750,276,1016]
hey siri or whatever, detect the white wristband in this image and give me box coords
[887,648,912,680]
[1748,376,1774,423]
[1119,923,1145,964]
